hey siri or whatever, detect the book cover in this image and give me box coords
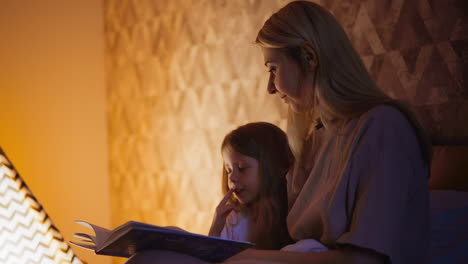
[71,220,254,262]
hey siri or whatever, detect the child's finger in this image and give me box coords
[220,188,235,204]
[220,204,235,216]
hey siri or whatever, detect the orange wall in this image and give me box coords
[0,1,110,263]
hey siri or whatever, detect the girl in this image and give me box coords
[208,122,294,250]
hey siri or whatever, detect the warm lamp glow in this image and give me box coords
[0,147,83,264]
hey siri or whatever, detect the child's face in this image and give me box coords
[222,149,260,205]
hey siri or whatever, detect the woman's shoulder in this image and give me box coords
[366,104,406,120]
[360,104,413,130]
[345,103,423,152]
[352,104,425,155]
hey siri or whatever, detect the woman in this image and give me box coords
[127,1,431,263]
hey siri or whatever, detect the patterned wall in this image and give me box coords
[323,0,467,144]
[104,0,290,238]
[104,0,467,249]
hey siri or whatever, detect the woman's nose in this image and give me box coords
[267,75,277,94]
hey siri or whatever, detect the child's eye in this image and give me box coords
[268,66,277,73]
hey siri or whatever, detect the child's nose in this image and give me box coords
[229,170,240,182]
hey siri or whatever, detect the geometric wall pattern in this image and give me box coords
[322,0,467,144]
[104,1,467,261]
[0,147,83,264]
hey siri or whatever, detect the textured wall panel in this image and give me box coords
[105,2,467,260]
[323,0,468,143]
[105,0,290,240]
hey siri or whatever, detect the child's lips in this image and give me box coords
[234,187,244,196]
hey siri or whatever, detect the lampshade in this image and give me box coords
[0,147,83,264]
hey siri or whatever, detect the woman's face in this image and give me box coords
[261,47,315,113]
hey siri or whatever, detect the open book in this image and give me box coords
[71,220,254,262]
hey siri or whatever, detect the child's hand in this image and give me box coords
[208,188,237,237]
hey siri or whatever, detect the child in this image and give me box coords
[208,122,293,250]
[124,122,326,263]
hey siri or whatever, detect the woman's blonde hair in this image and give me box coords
[256,1,431,166]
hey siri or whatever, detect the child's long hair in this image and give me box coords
[221,122,294,250]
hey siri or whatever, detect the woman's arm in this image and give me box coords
[126,250,209,264]
[225,245,387,264]
[125,245,387,264]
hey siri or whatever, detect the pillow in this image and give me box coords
[429,190,468,264]
[429,146,468,191]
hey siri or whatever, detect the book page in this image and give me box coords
[73,232,95,243]
[74,220,112,248]
[69,240,97,251]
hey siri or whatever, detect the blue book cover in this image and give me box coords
[71,220,254,262]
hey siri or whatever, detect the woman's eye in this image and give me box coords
[268,67,276,73]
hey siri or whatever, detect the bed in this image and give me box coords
[428,145,468,264]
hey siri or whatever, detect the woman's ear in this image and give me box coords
[300,42,319,72]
